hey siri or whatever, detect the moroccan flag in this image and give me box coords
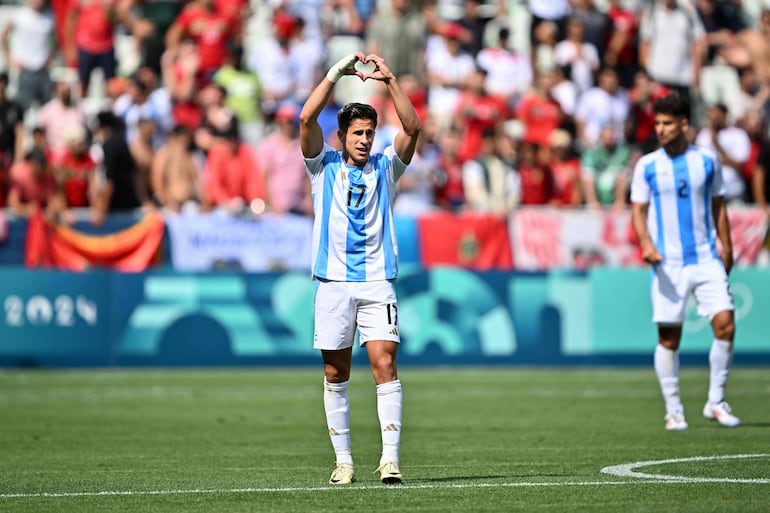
[25,210,165,272]
[417,211,514,270]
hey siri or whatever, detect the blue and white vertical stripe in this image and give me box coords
[305,144,406,281]
[630,146,724,266]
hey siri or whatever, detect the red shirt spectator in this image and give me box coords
[7,149,56,216]
[518,143,556,206]
[204,126,263,211]
[454,68,509,163]
[57,147,96,208]
[516,70,563,147]
[548,130,582,208]
[605,0,638,69]
[69,0,115,54]
[166,0,235,76]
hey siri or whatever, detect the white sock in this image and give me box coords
[376,380,402,466]
[708,339,733,405]
[324,379,353,466]
[654,344,683,415]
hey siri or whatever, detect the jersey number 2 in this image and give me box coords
[677,179,689,198]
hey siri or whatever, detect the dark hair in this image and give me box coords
[26,148,47,167]
[653,93,690,121]
[711,103,729,115]
[337,103,378,134]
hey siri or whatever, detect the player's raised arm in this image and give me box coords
[363,54,421,164]
[299,52,365,158]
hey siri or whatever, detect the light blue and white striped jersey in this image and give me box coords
[630,145,725,266]
[304,143,407,281]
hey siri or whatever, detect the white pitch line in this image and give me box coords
[4,453,768,500]
[2,476,768,500]
[601,453,770,483]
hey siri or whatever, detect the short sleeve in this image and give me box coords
[629,156,651,204]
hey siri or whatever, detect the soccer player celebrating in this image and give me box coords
[630,93,740,431]
[299,52,420,484]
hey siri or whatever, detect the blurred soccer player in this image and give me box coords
[299,52,421,484]
[630,93,740,431]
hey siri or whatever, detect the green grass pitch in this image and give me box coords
[1,367,768,513]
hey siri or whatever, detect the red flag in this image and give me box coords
[25,211,165,271]
[418,212,514,270]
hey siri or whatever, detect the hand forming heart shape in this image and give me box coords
[354,59,377,76]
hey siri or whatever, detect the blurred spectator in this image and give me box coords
[527,0,571,65]
[165,0,236,81]
[695,103,751,202]
[253,103,311,216]
[37,79,88,166]
[203,119,264,213]
[288,16,325,107]
[193,82,234,153]
[247,10,304,118]
[394,123,440,216]
[549,64,579,117]
[121,0,185,75]
[725,65,767,122]
[638,0,706,104]
[476,26,533,109]
[366,0,427,81]
[695,0,748,66]
[54,124,97,211]
[554,16,600,94]
[627,68,670,152]
[548,129,582,208]
[580,124,630,210]
[425,22,476,129]
[7,148,56,218]
[1,0,55,112]
[213,45,263,148]
[531,17,559,74]
[518,142,556,206]
[515,67,564,147]
[161,36,202,133]
[455,0,492,57]
[65,0,126,97]
[736,8,770,85]
[569,0,610,59]
[150,124,204,212]
[604,0,639,87]
[90,111,142,225]
[0,73,24,202]
[461,128,520,214]
[113,68,173,148]
[454,66,508,164]
[433,126,465,211]
[574,66,629,149]
[213,0,250,42]
[129,117,156,206]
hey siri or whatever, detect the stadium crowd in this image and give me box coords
[1,0,769,227]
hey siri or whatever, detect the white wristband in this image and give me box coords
[326,53,358,83]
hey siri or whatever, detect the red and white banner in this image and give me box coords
[509,207,768,270]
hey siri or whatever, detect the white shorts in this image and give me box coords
[313,279,400,350]
[650,259,734,325]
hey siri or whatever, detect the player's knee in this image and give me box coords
[714,319,735,342]
[370,355,397,383]
[324,363,351,383]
